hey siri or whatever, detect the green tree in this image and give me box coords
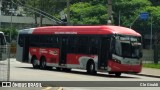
[141,6,160,34]
[0,28,18,42]
[64,2,108,25]
[8,0,160,32]
[71,0,107,5]
[112,0,151,27]
[9,0,63,26]
[1,0,18,16]
[149,0,160,6]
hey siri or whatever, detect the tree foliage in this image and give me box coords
[15,0,160,36]
[22,0,68,18]
[65,2,107,25]
[113,0,151,26]
[0,28,18,42]
[1,0,18,16]
[2,0,160,35]
[149,0,160,6]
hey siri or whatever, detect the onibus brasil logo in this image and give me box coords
[1,82,42,87]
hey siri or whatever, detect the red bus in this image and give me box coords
[16,25,143,76]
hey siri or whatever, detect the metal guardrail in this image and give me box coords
[142,47,160,64]
[0,61,8,81]
[0,45,10,81]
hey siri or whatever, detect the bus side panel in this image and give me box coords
[29,47,60,64]
[46,48,60,63]
[29,47,40,63]
[66,54,98,69]
[66,54,79,64]
[16,44,23,62]
[16,33,24,62]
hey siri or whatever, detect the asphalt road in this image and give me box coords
[1,59,160,90]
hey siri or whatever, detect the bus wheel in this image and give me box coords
[115,72,121,77]
[87,61,97,75]
[32,56,39,69]
[40,57,47,69]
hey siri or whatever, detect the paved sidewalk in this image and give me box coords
[138,67,160,78]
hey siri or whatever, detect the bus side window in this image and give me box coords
[111,37,116,54]
[77,37,89,54]
[30,35,39,47]
[50,36,59,47]
[39,35,49,47]
[18,35,24,47]
[89,37,98,54]
[68,37,77,53]
[40,35,47,43]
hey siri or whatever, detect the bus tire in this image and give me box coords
[40,57,47,69]
[87,60,97,75]
[31,56,39,69]
[115,72,121,77]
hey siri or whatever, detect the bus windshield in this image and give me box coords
[113,35,142,58]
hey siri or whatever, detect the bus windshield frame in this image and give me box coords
[112,35,142,59]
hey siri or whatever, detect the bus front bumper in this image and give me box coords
[108,60,142,73]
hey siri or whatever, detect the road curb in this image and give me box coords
[42,87,53,90]
[132,73,160,78]
[57,87,63,90]
[42,87,63,90]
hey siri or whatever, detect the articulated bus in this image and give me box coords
[16,25,142,76]
[0,31,7,60]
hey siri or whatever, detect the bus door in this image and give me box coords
[59,37,68,66]
[22,35,29,62]
[98,37,111,69]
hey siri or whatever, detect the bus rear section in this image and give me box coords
[16,26,143,77]
[16,29,34,63]
[0,32,7,61]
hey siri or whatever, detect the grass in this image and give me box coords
[143,63,160,69]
